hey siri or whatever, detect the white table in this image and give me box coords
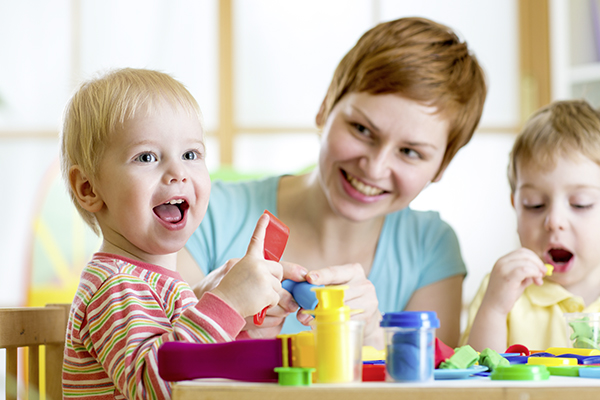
[172,375,600,400]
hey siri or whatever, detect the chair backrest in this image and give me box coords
[0,303,70,400]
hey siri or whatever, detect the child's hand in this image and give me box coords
[482,247,546,316]
[210,213,283,318]
[192,258,239,299]
[467,247,547,352]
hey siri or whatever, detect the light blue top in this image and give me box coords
[186,176,466,333]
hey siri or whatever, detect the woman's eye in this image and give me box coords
[352,123,371,137]
[183,150,199,161]
[135,153,157,163]
[399,148,421,159]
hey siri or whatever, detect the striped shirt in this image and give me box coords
[63,253,245,399]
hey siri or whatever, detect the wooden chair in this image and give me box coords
[0,303,70,400]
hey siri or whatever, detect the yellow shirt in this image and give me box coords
[461,274,600,350]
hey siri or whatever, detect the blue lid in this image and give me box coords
[380,311,440,328]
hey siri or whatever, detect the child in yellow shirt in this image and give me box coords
[462,99,600,352]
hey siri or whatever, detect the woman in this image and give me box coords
[179,17,486,349]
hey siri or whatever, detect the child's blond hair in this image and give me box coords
[316,17,487,180]
[508,99,600,193]
[60,68,204,235]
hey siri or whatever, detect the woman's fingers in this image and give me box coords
[281,261,308,282]
[306,263,364,285]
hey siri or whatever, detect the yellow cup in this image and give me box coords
[313,319,364,383]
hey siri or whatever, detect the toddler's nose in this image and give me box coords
[165,161,187,184]
[544,204,566,231]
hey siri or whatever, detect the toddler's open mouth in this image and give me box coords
[547,248,574,273]
[153,199,189,223]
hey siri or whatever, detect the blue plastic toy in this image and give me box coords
[282,279,322,310]
[579,367,600,378]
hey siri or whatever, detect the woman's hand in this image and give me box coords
[303,263,383,349]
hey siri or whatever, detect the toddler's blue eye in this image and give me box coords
[183,151,198,160]
[136,153,156,163]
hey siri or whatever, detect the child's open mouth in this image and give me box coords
[547,248,574,273]
[153,199,189,224]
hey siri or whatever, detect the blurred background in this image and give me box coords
[0,0,597,332]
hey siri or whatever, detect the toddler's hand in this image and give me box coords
[482,247,546,316]
[210,214,283,318]
[192,258,240,299]
[238,260,308,338]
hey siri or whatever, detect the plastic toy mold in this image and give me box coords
[254,210,290,325]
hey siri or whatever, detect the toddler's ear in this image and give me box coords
[69,166,103,213]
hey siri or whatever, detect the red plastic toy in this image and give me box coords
[434,337,455,368]
[254,210,290,325]
[362,364,386,381]
[505,344,530,356]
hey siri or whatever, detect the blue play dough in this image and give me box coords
[281,280,322,310]
[380,311,439,382]
[386,329,435,381]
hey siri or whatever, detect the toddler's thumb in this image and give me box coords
[245,213,269,259]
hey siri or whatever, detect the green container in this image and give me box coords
[274,367,315,386]
[547,366,582,377]
[491,365,550,381]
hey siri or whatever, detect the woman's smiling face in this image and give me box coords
[316,92,450,222]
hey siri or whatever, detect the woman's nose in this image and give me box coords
[359,148,391,179]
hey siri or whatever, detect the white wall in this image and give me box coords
[0,3,521,392]
[0,0,520,310]
[411,133,520,304]
[231,0,521,307]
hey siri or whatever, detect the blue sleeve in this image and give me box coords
[185,178,279,275]
[416,214,466,289]
[369,209,466,314]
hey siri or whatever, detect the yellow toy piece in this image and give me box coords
[545,347,600,356]
[545,263,554,276]
[527,357,577,366]
[289,331,316,369]
[362,345,385,362]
